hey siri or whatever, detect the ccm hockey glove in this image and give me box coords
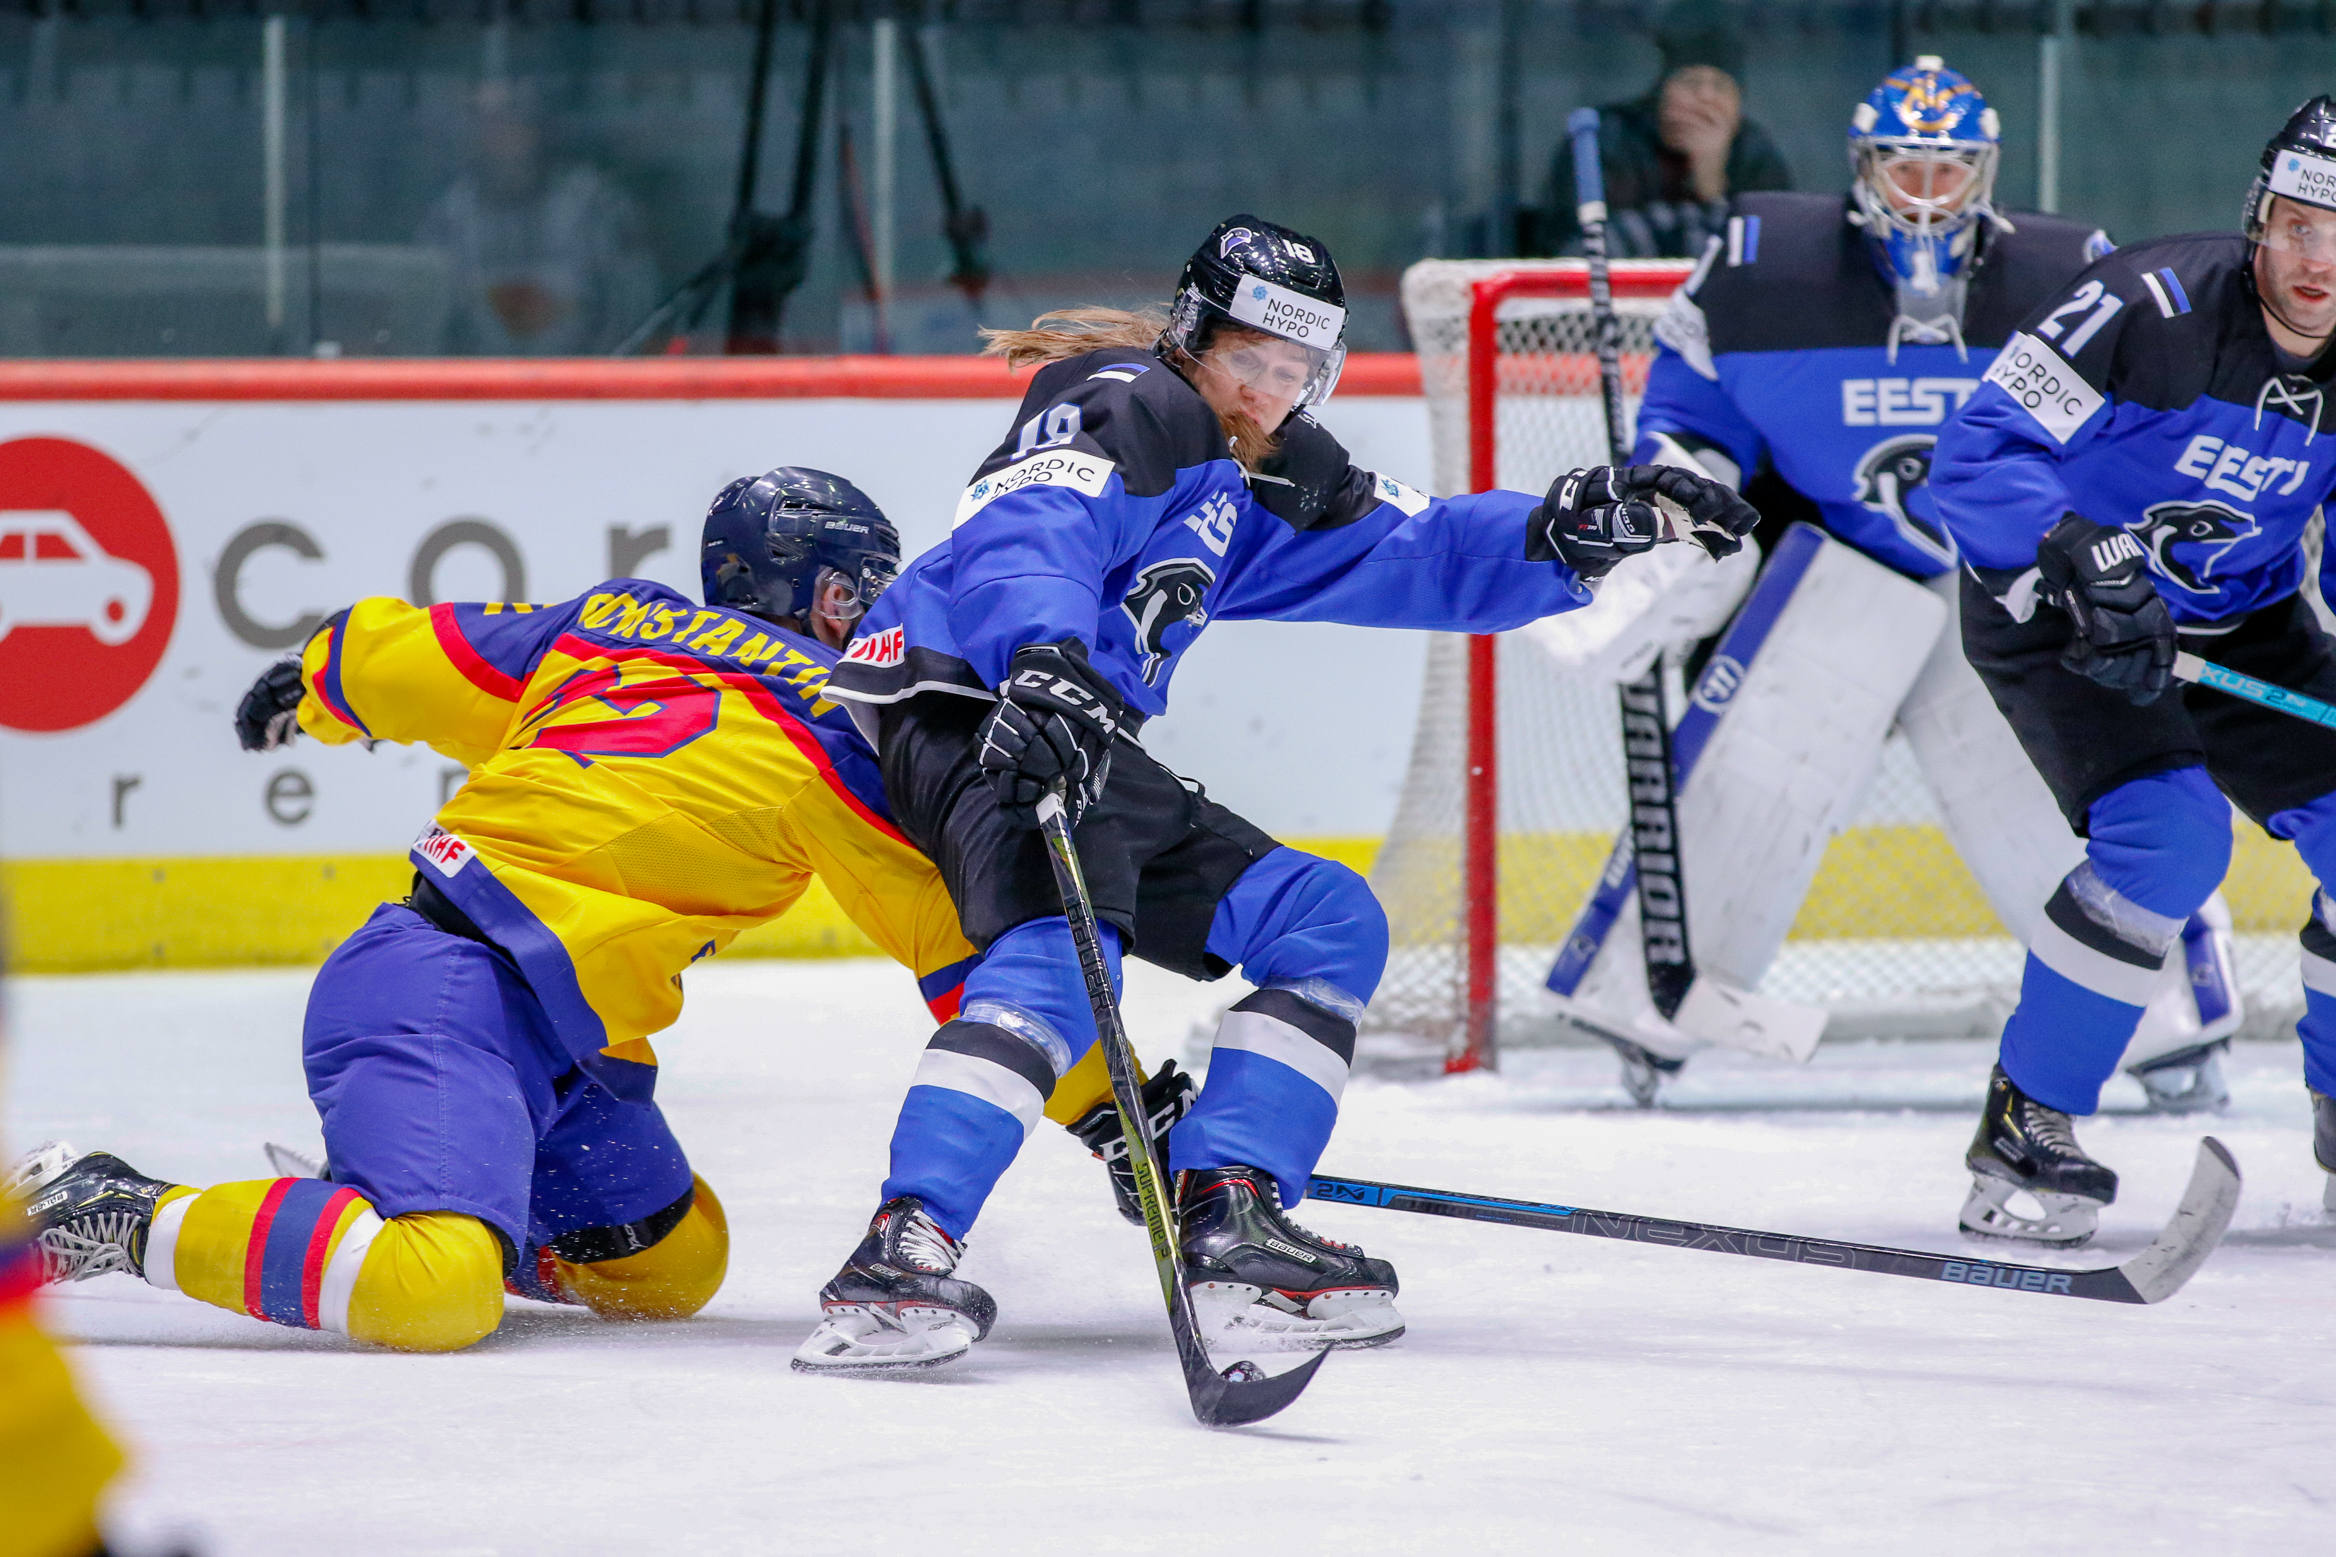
[235,655,306,751]
[2036,514,2177,705]
[978,638,1126,829]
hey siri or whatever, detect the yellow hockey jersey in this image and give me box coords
[297,579,977,1069]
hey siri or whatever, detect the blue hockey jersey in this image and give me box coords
[827,346,1588,722]
[1637,191,2112,579]
[1934,231,2336,624]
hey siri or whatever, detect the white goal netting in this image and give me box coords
[1366,258,2311,1060]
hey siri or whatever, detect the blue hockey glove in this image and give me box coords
[978,638,1125,829]
[2036,513,2176,706]
[235,655,306,751]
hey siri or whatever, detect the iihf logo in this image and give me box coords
[1692,655,1747,713]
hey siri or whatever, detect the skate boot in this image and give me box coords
[1177,1165,1403,1350]
[2313,1090,2336,1214]
[1603,1032,1687,1110]
[5,1142,180,1283]
[2126,1039,2232,1114]
[1067,1060,1197,1225]
[791,1196,996,1374]
[1960,1066,2118,1247]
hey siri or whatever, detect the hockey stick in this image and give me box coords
[2173,651,2336,726]
[1034,787,1327,1426]
[1312,1136,2240,1305]
[1569,108,1699,1023]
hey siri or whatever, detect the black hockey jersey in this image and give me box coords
[1935,231,2336,624]
[1638,191,2111,577]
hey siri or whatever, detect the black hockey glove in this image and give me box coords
[1247,413,1378,532]
[1067,1059,1199,1226]
[2036,513,2176,706]
[1527,465,1759,582]
[234,655,307,752]
[978,638,1125,829]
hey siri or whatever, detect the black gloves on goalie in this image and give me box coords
[2036,513,2177,706]
[1526,464,1758,581]
[978,638,1126,829]
[234,655,306,752]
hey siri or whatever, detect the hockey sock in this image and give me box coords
[516,1177,730,1322]
[1169,848,1385,1206]
[151,1179,503,1352]
[1998,955,2149,1115]
[2265,792,2336,1096]
[0,1244,123,1557]
[882,918,1122,1237]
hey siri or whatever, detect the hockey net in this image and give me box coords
[1367,258,2311,1065]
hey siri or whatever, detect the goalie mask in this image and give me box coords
[1848,57,2005,358]
[1159,214,1349,412]
[700,466,899,631]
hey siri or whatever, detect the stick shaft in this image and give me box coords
[2174,650,2336,728]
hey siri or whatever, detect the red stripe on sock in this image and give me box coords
[299,1187,363,1329]
[242,1179,296,1319]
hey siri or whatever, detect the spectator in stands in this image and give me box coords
[1534,0,1792,259]
[418,82,658,356]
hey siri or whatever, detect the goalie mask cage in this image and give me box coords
[1369,258,2308,1069]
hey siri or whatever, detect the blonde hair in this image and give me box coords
[980,305,1280,470]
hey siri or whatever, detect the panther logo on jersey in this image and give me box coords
[1121,558,1216,685]
[2136,500,2258,595]
[1849,434,1956,567]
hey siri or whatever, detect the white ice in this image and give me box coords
[10,960,2336,1556]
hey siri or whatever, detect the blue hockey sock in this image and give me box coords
[1999,951,2148,1116]
[880,918,1121,1239]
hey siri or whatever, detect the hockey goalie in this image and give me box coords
[1534,58,2241,1108]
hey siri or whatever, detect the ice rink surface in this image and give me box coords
[11,959,2336,1556]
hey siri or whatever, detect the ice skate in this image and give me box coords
[1601,1030,1687,1109]
[1067,1059,1197,1225]
[1178,1165,1403,1350]
[1960,1066,2118,1247]
[2126,1040,2232,1115]
[6,1141,180,1283]
[792,1196,996,1375]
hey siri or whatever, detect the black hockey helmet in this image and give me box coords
[1159,214,1349,409]
[700,467,899,629]
[2244,95,2336,252]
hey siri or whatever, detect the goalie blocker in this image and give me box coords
[1545,525,2238,1089]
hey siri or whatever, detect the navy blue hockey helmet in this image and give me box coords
[700,467,899,628]
[1160,214,1349,409]
[1848,57,2002,297]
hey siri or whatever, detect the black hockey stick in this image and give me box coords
[1312,1136,2240,1305]
[1568,106,1695,1020]
[1035,787,1327,1425]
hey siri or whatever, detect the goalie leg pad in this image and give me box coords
[1553,526,1946,1052]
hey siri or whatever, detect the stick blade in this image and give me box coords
[1183,1343,1329,1427]
[2115,1136,2242,1304]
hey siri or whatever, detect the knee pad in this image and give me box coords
[344,1212,507,1353]
[1208,848,1389,1003]
[555,1177,729,1323]
[2082,768,2231,920]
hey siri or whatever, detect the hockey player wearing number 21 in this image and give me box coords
[8,470,1160,1350]
[1934,97,2336,1245]
[800,214,1759,1372]
[1553,56,2243,1111]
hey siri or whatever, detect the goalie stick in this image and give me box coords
[1556,108,1825,1069]
[1034,787,1327,1426]
[1311,1135,2240,1305]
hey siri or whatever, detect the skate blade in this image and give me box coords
[1189,1279,1403,1351]
[1959,1174,2102,1248]
[263,1142,324,1179]
[790,1305,978,1375]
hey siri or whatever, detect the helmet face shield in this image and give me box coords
[1162,215,1349,411]
[1859,142,1992,233]
[2257,195,2336,262]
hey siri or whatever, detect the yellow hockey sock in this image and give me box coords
[546,1176,729,1323]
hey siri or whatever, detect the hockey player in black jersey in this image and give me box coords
[1546,57,2241,1109]
[1934,98,2336,1242]
[792,214,1758,1372]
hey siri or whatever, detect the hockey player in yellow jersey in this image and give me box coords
[12,468,1179,1353]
